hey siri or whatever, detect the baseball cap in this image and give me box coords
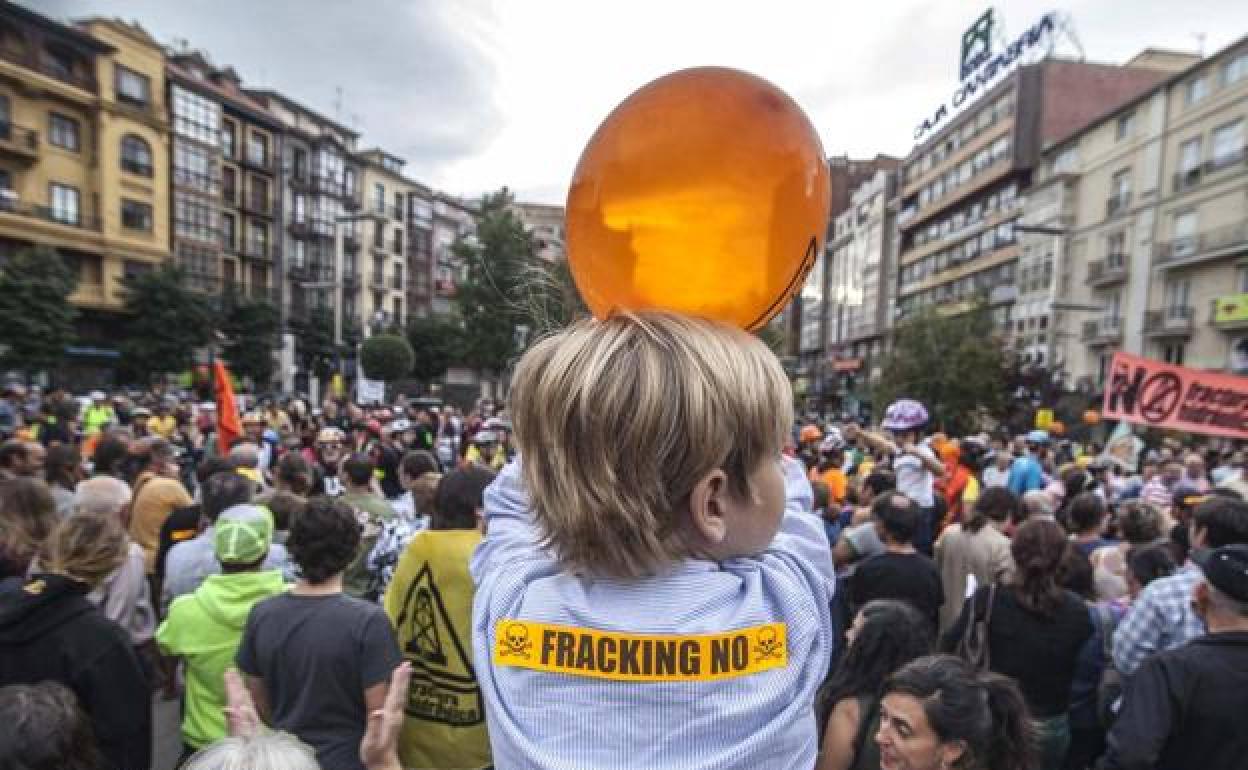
[1194,544,1248,602]
[214,504,274,565]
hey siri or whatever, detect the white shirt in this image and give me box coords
[982,466,1011,488]
[894,446,936,506]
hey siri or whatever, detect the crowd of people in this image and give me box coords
[0,311,1244,770]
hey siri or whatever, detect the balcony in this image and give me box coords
[342,272,360,291]
[1086,256,1129,287]
[1212,294,1248,331]
[287,263,335,285]
[0,122,38,163]
[370,271,387,289]
[368,202,402,220]
[392,274,403,291]
[0,198,100,231]
[1081,316,1123,346]
[1106,193,1131,219]
[1154,222,1248,269]
[288,218,334,240]
[292,174,349,199]
[0,49,96,93]
[242,194,273,217]
[243,240,272,261]
[1143,306,1194,337]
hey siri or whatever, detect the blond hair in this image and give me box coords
[39,514,127,588]
[510,311,792,578]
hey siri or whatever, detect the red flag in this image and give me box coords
[214,359,242,456]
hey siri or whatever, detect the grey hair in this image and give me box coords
[72,476,132,520]
[229,443,260,470]
[1022,490,1055,518]
[182,733,320,770]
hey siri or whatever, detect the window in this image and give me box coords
[248,221,267,256]
[1111,169,1132,207]
[1185,75,1208,106]
[48,113,79,151]
[393,297,402,323]
[121,199,152,231]
[222,167,237,203]
[172,85,221,145]
[394,191,403,216]
[393,262,403,290]
[1179,137,1202,172]
[373,183,385,213]
[996,221,1015,246]
[373,223,384,249]
[174,191,218,242]
[1162,343,1185,366]
[1164,278,1190,314]
[246,131,268,167]
[221,121,236,159]
[173,139,217,193]
[1107,231,1126,262]
[1212,120,1244,169]
[114,64,149,106]
[392,228,403,254]
[293,194,306,223]
[1173,210,1198,256]
[292,147,307,180]
[1223,52,1248,86]
[1116,112,1136,141]
[120,134,152,176]
[49,183,79,225]
[990,136,1010,163]
[222,212,236,250]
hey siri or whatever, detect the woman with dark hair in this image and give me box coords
[942,519,1092,770]
[877,655,1038,770]
[817,600,934,770]
[1066,493,1114,558]
[1124,542,1176,599]
[935,486,1017,633]
[45,444,82,518]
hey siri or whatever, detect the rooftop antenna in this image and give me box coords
[1194,32,1207,56]
[333,86,344,122]
[1052,12,1085,61]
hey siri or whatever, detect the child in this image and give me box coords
[472,311,834,769]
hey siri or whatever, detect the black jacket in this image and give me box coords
[1102,631,1248,770]
[0,573,151,770]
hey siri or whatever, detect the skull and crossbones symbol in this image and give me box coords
[498,623,533,659]
[754,627,783,662]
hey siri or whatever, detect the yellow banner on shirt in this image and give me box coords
[492,620,787,682]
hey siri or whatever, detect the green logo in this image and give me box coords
[961,10,994,79]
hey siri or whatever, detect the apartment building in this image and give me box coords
[430,193,477,317]
[1048,38,1248,384]
[247,89,360,345]
[509,200,566,263]
[0,6,171,380]
[895,58,1181,340]
[355,148,417,334]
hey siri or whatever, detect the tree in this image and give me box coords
[220,294,280,388]
[452,189,534,372]
[517,255,588,337]
[360,334,414,382]
[406,315,461,384]
[0,246,78,378]
[289,305,337,381]
[119,265,217,382]
[873,301,1008,435]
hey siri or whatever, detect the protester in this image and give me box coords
[0,477,58,578]
[474,312,834,768]
[982,449,1012,489]
[1067,493,1114,557]
[158,504,287,761]
[817,600,933,770]
[45,443,82,518]
[91,430,131,479]
[156,455,235,589]
[811,431,849,506]
[0,438,38,479]
[832,469,897,569]
[1088,501,1164,601]
[163,470,288,611]
[845,491,944,631]
[1113,495,1248,675]
[73,476,155,648]
[0,515,151,770]
[369,450,441,595]
[0,681,106,770]
[339,452,397,599]
[1101,544,1248,769]
[236,497,402,770]
[934,486,1016,633]
[314,427,347,496]
[943,519,1092,770]
[1008,430,1049,497]
[859,400,944,555]
[129,437,194,579]
[384,464,495,770]
[878,655,1037,770]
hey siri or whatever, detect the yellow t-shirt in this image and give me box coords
[147,414,176,438]
[383,529,491,770]
[129,471,193,573]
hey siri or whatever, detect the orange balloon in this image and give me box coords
[566,67,830,330]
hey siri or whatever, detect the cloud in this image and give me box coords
[27,0,504,183]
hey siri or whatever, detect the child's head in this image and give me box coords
[511,311,792,578]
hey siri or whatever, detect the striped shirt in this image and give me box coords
[471,457,834,770]
[1112,563,1205,676]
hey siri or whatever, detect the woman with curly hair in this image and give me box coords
[818,600,934,770]
[235,497,402,770]
[942,519,1092,770]
[877,655,1038,770]
[0,477,59,578]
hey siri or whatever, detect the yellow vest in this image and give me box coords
[383,529,491,770]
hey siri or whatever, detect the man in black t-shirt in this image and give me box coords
[236,497,402,770]
[847,491,945,631]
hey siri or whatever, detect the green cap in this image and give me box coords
[214,504,274,565]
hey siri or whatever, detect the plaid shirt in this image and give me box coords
[1112,563,1205,676]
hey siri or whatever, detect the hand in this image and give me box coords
[223,668,262,739]
[360,661,411,770]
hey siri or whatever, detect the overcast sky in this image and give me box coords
[27,0,1248,204]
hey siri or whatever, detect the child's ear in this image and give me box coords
[688,469,729,546]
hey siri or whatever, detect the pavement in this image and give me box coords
[152,693,182,770]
